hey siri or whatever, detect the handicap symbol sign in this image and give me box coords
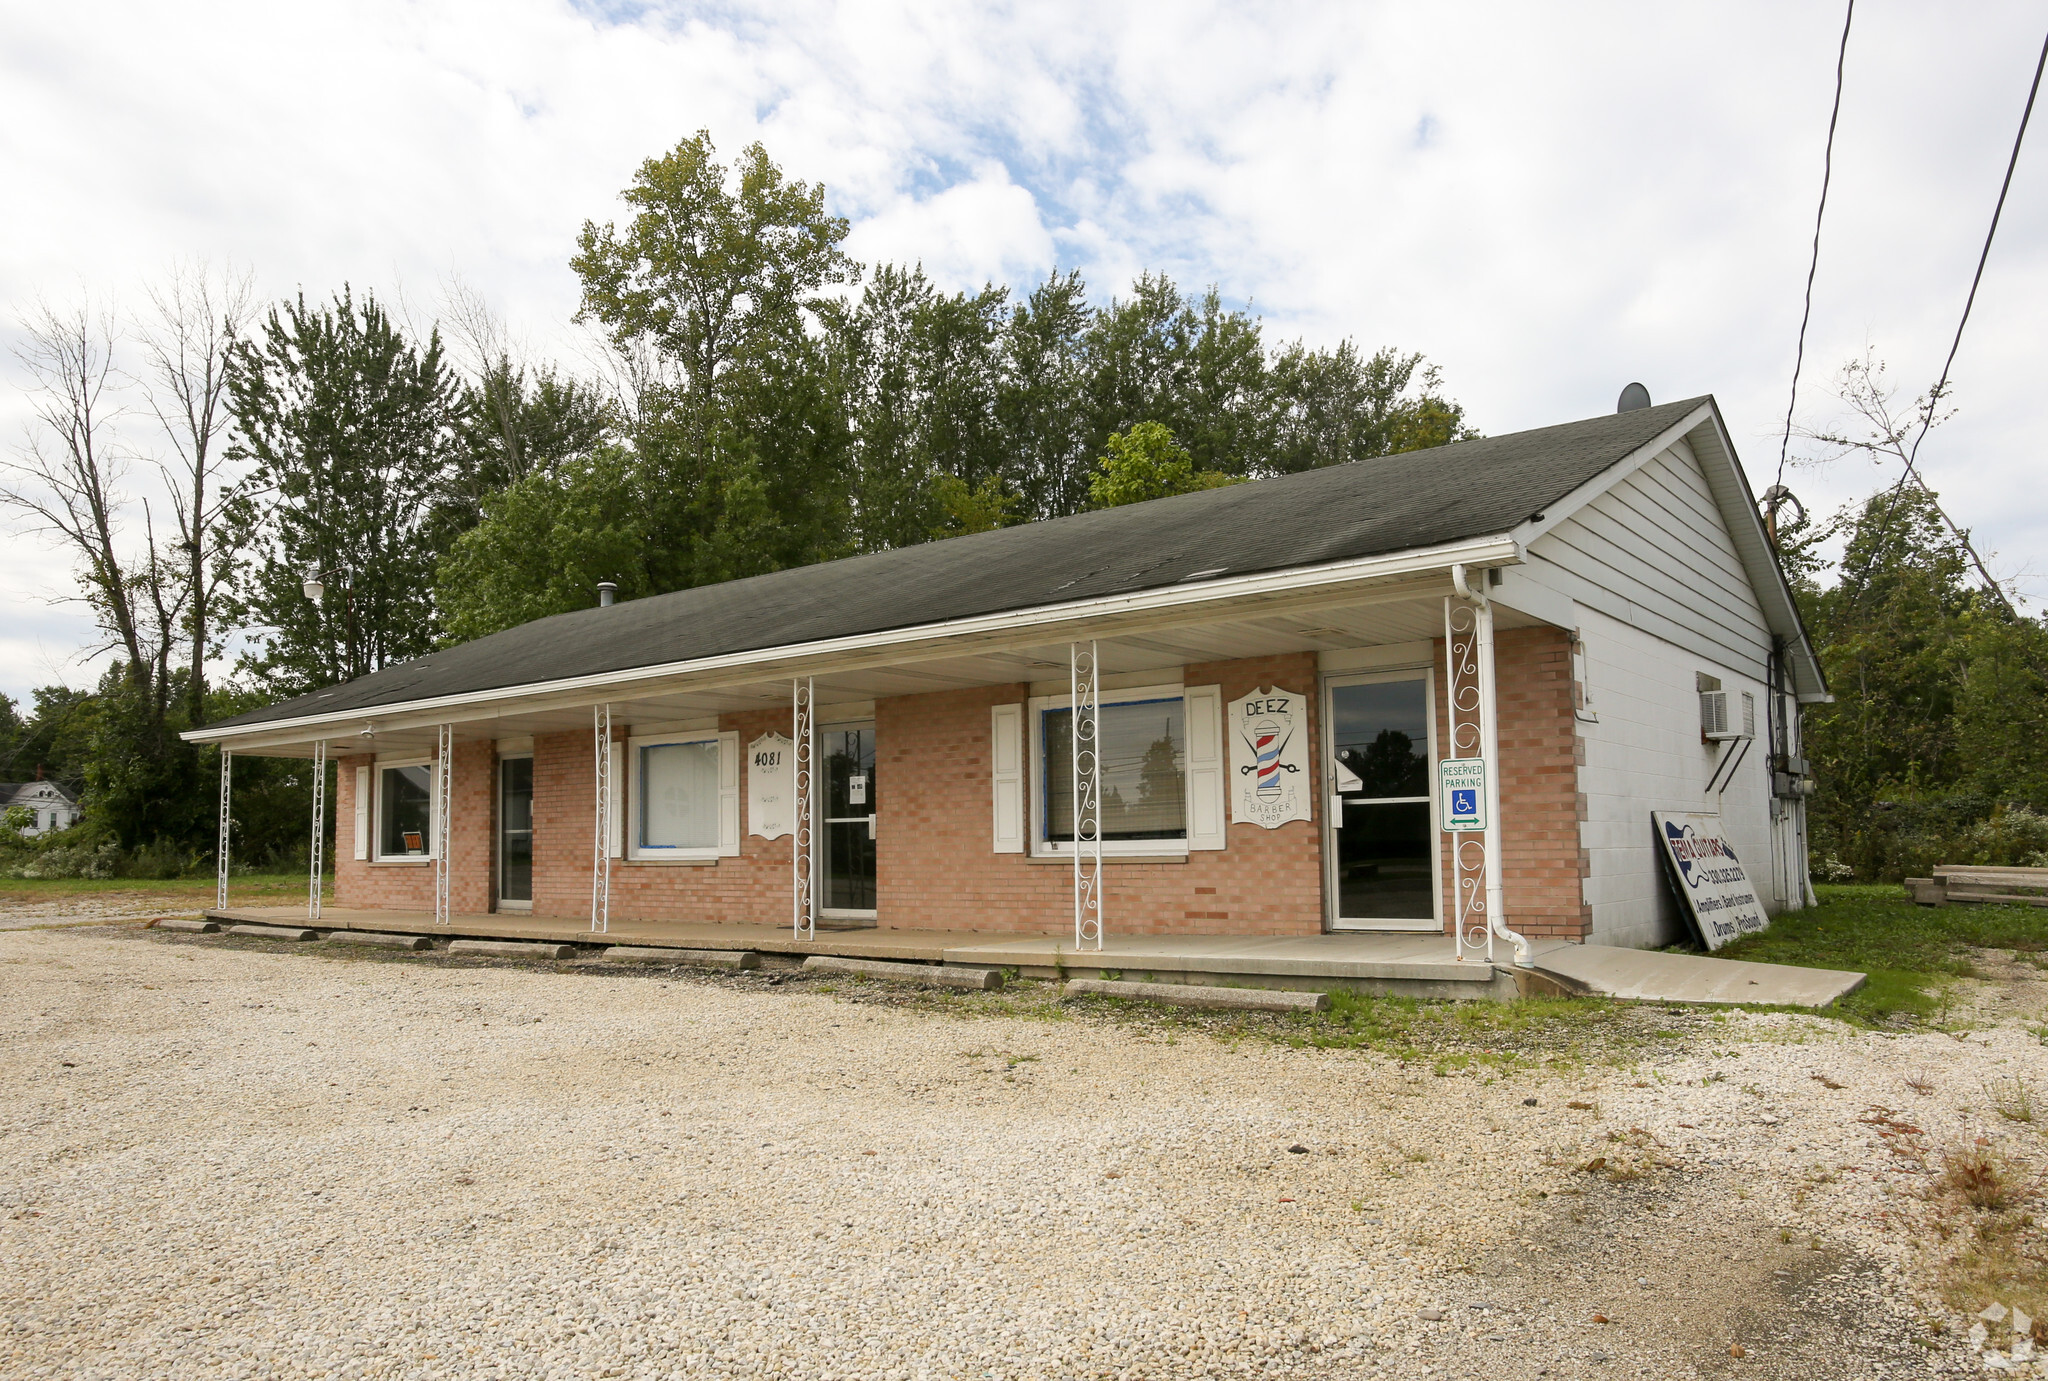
[1438,757,1487,831]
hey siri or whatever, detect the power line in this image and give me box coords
[1774,0,1855,499]
[1852,19,2048,619]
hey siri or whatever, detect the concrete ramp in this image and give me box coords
[1529,942,1864,1008]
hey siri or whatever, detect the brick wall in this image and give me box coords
[329,639,1586,940]
[873,652,1323,936]
[529,711,799,925]
[1432,624,1589,942]
[333,743,493,913]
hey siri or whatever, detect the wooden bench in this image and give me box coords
[1906,866,2048,908]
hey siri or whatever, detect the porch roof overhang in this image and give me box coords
[187,534,1539,760]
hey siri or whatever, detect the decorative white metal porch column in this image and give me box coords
[1070,640,1104,950]
[307,740,326,922]
[792,678,815,938]
[215,749,233,911]
[591,705,612,934]
[434,724,454,927]
[1445,567,1533,968]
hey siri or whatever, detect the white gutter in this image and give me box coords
[184,533,1523,747]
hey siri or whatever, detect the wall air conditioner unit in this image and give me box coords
[1699,689,1754,742]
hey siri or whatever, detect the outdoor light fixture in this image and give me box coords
[302,574,326,602]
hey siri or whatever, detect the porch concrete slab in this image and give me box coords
[939,932,1496,984]
[1527,941,1864,1008]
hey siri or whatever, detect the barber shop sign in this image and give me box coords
[1227,686,1312,828]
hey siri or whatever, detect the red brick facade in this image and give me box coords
[332,644,1591,941]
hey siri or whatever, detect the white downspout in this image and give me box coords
[1452,564,1534,969]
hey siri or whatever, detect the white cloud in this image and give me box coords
[2,0,2044,705]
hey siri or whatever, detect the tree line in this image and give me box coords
[1,132,1471,874]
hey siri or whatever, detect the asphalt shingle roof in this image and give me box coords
[212,397,1712,730]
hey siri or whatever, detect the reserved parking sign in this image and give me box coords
[1439,758,1487,831]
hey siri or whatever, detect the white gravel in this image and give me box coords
[1,924,2042,1380]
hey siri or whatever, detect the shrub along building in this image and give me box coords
[187,394,1830,994]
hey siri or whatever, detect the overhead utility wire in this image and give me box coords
[1773,0,1855,500]
[1856,20,2048,620]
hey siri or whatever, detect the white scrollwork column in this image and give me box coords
[1447,567,1533,968]
[591,705,612,934]
[308,740,327,922]
[216,749,233,912]
[1443,596,1487,961]
[793,678,815,938]
[1071,640,1103,950]
[435,723,454,927]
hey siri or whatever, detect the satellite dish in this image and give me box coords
[1617,382,1652,413]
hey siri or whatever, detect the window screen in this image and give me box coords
[378,764,432,857]
[640,741,719,850]
[1044,697,1186,842]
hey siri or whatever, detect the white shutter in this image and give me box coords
[991,703,1024,853]
[608,741,625,859]
[352,766,370,860]
[717,730,741,856]
[1184,684,1226,850]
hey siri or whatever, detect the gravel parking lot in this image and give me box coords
[2,922,2043,1380]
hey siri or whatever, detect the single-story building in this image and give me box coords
[186,393,1826,967]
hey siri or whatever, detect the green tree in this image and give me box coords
[1268,343,1476,472]
[995,270,1094,520]
[224,287,466,692]
[436,446,651,644]
[1086,422,1241,509]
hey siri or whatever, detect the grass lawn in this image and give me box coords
[0,873,328,906]
[1717,883,2048,1024]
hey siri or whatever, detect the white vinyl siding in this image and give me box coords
[1526,439,1774,684]
[991,703,1024,853]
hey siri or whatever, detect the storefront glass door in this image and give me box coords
[1324,673,1438,930]
[499,755,533,910]
[818,724,877,918]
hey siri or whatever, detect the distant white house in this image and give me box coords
[2,780,80,836]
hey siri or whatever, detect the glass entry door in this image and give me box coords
[1325,674,1437,930]
[499,756,533,910]
[818,724,877,919]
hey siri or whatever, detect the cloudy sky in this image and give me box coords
[2,0,2043,707]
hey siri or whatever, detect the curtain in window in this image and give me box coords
[641,742,719,849]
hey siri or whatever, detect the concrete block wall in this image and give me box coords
[1576,604,1780,948]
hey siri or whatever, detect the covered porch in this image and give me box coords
[207,537,1564,965]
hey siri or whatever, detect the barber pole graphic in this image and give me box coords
[1254,719,1285,797]
[1228,687,1311,828]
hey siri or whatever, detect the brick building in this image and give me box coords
[188,395,1826,956]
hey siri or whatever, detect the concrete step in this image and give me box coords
[226,924,320,941]
[802,956,1002,990]
[326,931,435,952]
[598,947,760,969]
[447,939,579,960]
[1528,943,1864,1008]
[1063,979,1330,1014]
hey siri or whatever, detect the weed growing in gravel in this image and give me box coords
[1985,1077,2037,1123]
[1936,1144,2015,1211]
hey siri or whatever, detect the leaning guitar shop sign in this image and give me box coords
[1651,811,1769,950]
[1227,687,1312,828]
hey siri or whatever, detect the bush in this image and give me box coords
[1951,806,2048,868]
[12,842,123,880]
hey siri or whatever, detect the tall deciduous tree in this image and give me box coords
[224,287,465,691]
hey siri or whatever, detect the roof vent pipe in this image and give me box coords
[597,581,617,608]
[1617,382,1652,412]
